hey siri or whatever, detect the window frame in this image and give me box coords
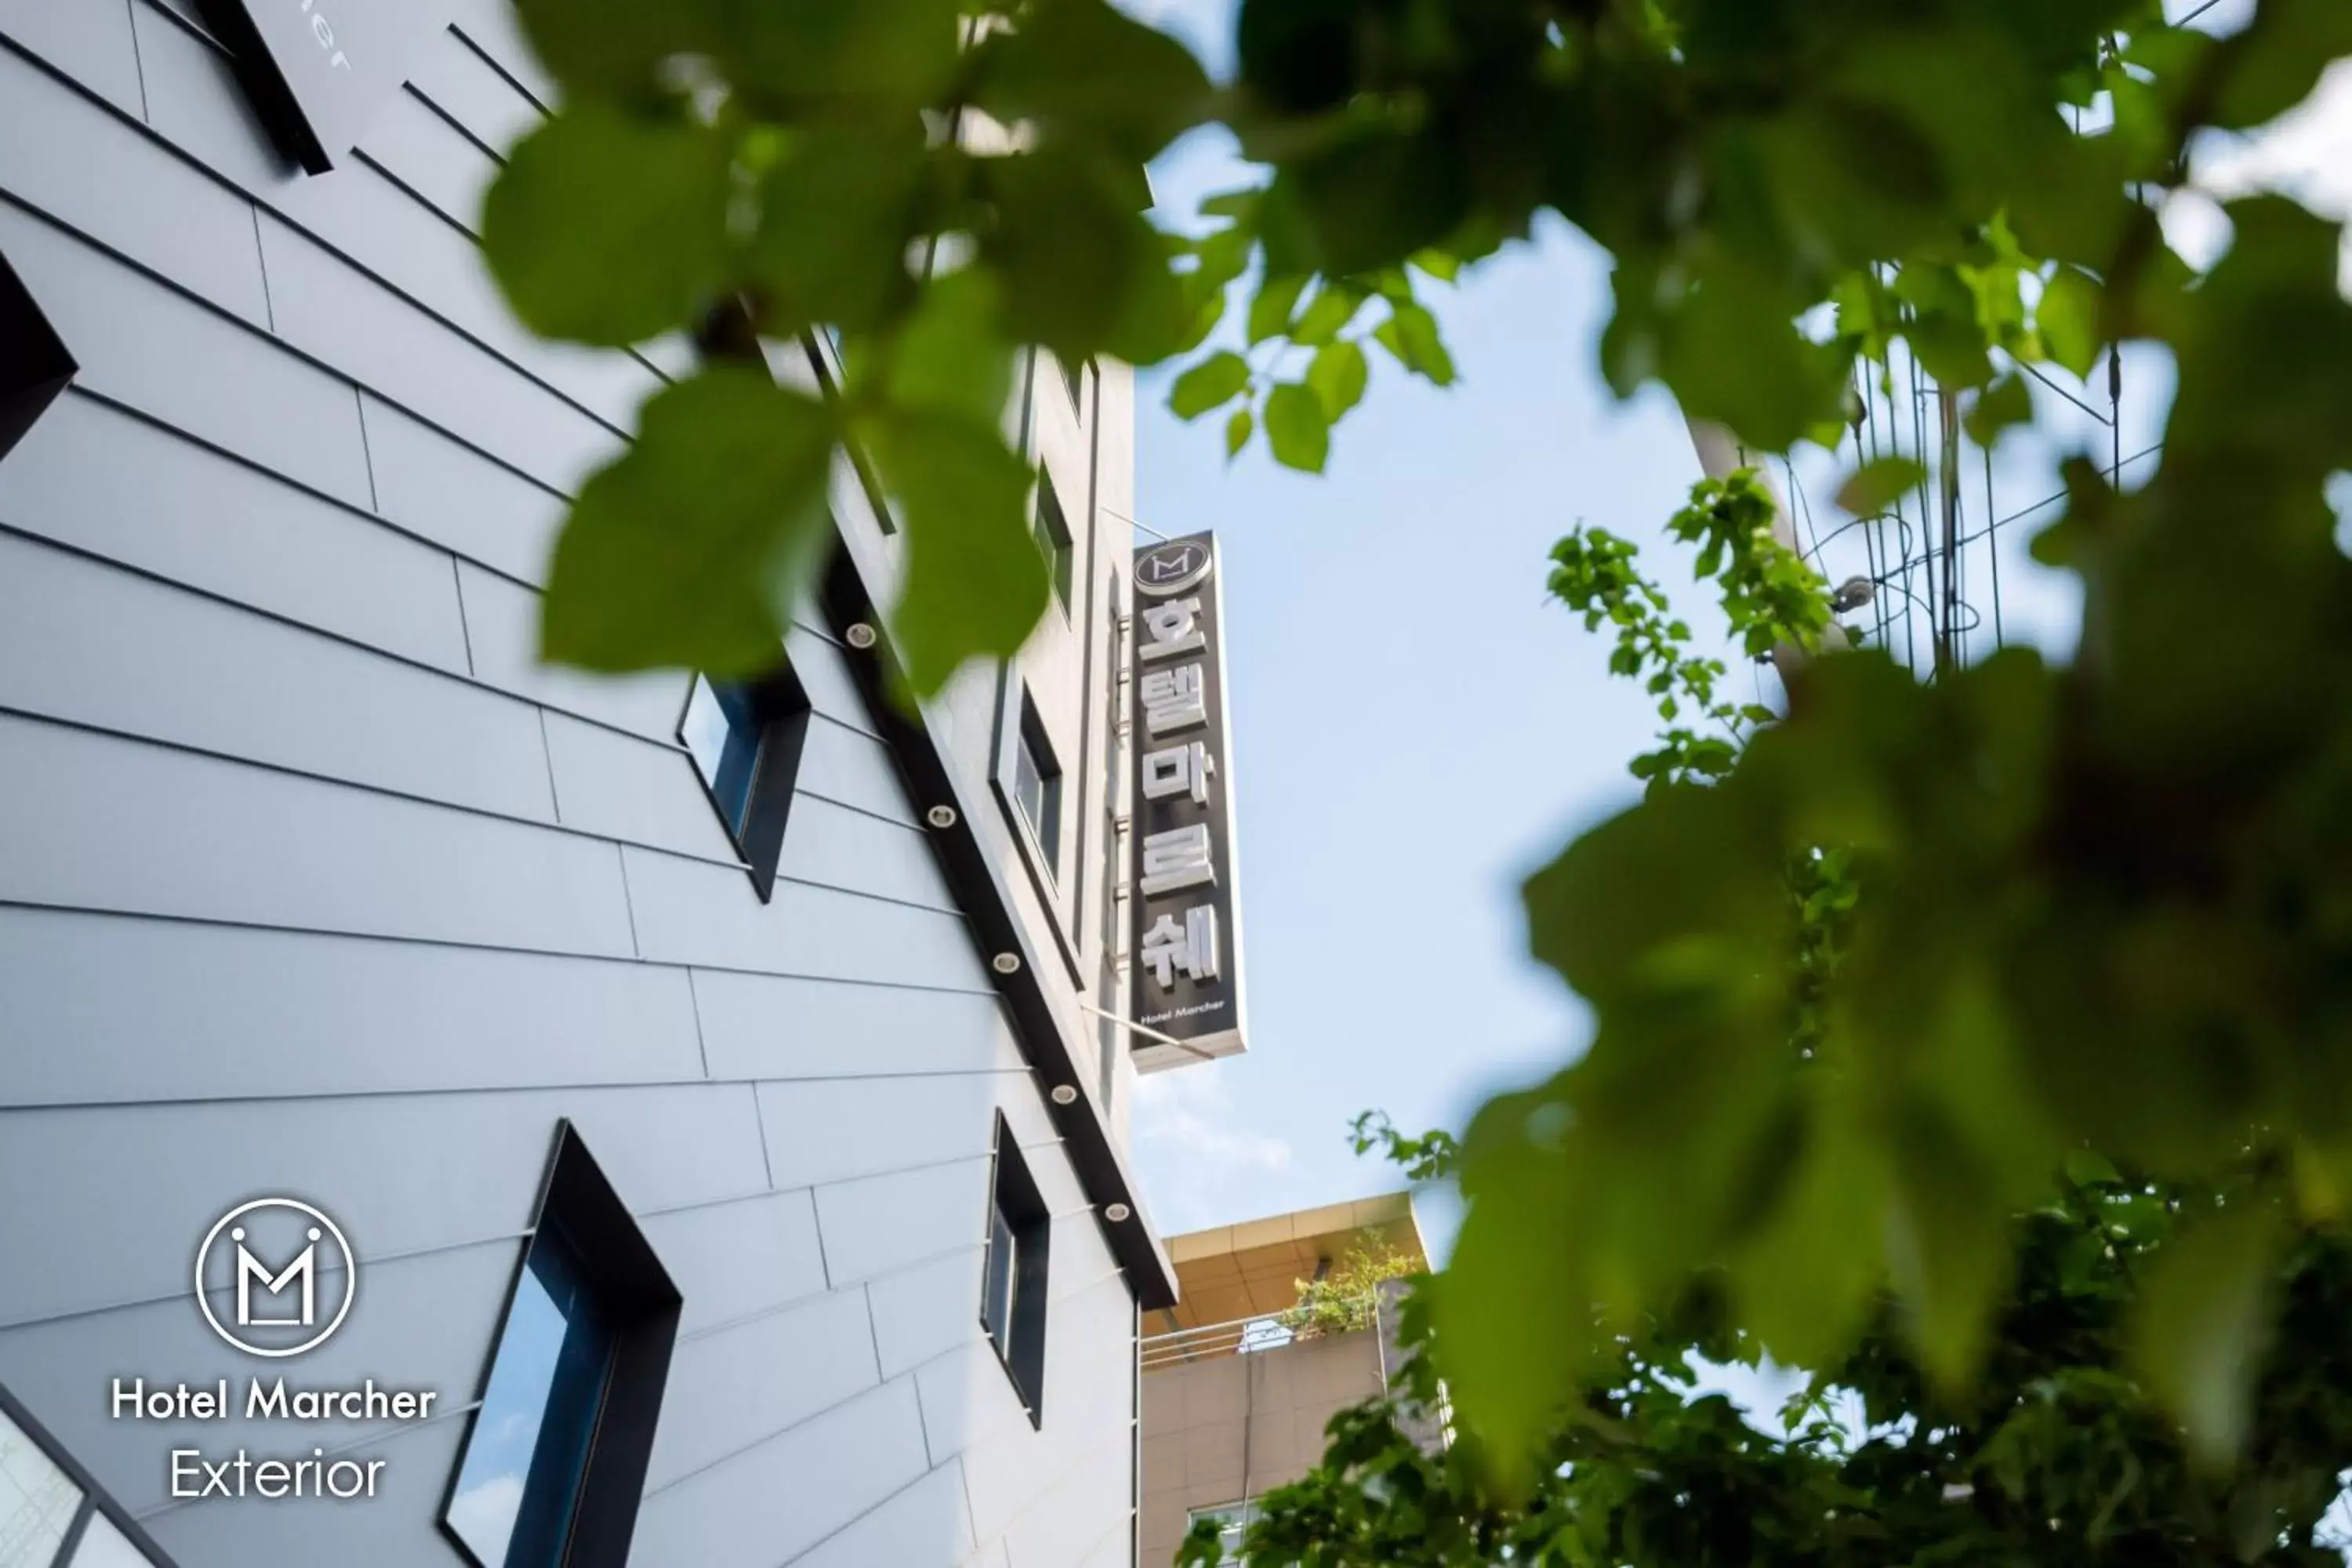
[676,665,813,904]
[1033,473,1076,617]
[439,1123,683,1568]
[1009,695,1065,882]
[978,1113,1051,1426]
[994,682,1071,905]
[0,1381,176,1568]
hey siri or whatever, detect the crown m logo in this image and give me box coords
[197,1198,358,1359]
[234,1226,318,1328]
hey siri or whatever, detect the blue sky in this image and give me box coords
[1119,0,2350,1250]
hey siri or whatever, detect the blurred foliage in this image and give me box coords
[488,0,2352,1494]
[1186,1159,2352,1566]
[1276,1240,1424,1338]
[1209,500,2352,1563]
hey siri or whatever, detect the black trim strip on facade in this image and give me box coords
[0,1377,182,1568]
[817,546,1178,1311]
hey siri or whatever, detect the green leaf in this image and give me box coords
[983,147,1188,364]
[1661,257,1850,452]
[1263,382,1329,472]
[2038,267,2104,379]
[975,0,1212,162]
[1170,351,1251,419]
[1372,301,1456,386]
[2211,0,2352,132]
[542,370,834,673]
[2132,1200,2282,1466]
[1836,457,1927,517]
[1290,285,1361,347]
[1409,248,1462,283]
[1225,405,1254,459]
[873,270,1015,429]
[1249,274,1309,345]
[510,0,720,100]
[2063,1149,2122,1189]
[1305,339,1368,421]
[1963,374,2034,448]
[727,0,963,104]
[869,413,1049,694]
[1733,1087,1886,1374]
[483,107,735,349]
[1287,129,1470,276]
[751,126,928,335]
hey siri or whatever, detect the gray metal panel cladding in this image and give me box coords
[0,2,1149,1560]
[538,710,746,862]
[688,968,1021,1081]
[454,560,694,735]
[0,532,556,821]
[0,45,270,325]
[0,1084,767,1327]
[0,394,473,673]
[625,1381,934,1568]
[408,28,543,161]
[641,1289,883,1492]
[0,712,639,955]
[0,0,143,112]
[0,909,703,1108]
[253,211,619,493]
[376,408,571,584]
[620,848,993,987]
[0,206,372,504]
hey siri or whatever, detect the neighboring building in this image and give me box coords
[1138,1196,1432,1567]
[0,5,1237,1566]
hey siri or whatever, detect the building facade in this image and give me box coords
[0,4,1189,1565]
[1138,1197,1431,1567]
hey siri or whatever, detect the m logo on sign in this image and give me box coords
[195,1198,357,1358]
[1135,540,1211,597]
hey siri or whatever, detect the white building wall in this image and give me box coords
[0,3,1148,1564]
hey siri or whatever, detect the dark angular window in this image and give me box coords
[0,1381,175,1566]
[981,1114,1051,1424]
[1034,475,1075,614]
[0,249,75,466]
[1011,696,1063,879]
[678,666,812,902]
[442,1125,681,1568]
[1058,354,1089,416]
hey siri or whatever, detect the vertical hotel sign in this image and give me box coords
[1129,534,1247,1063]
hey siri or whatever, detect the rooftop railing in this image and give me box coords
[1139,1313,1356,1370]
